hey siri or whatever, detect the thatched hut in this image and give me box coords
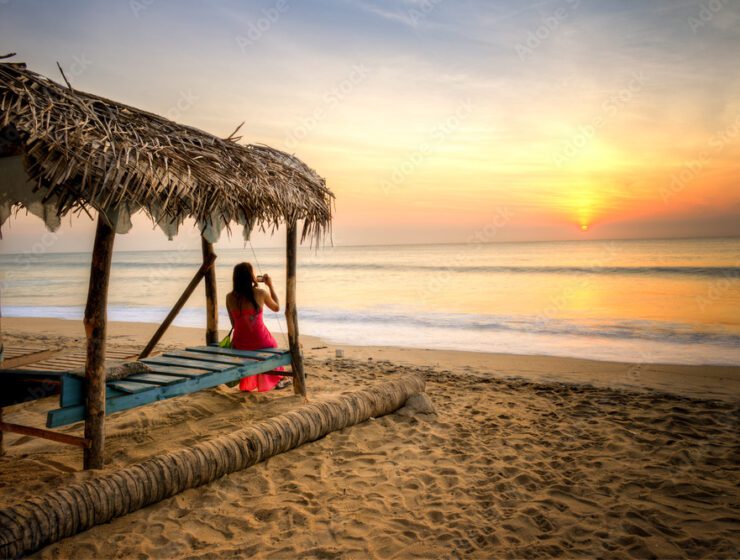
[0,60,333,469]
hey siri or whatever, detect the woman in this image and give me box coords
[226,262,290,392]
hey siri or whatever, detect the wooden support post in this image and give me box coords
[285,221,306,396]
[0,408,4,457]
[0,421,90,448]
[138,252,217,360]
[83,215,116,470]
[201,237,219,345]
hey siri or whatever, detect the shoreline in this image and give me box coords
[3,316,739,402]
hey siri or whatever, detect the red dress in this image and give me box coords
[229,304,284,392]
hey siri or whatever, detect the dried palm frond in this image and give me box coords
[0,62,333,242]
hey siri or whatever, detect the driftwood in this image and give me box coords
[0,374,426,558]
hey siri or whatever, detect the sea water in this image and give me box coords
[1,238,738,366]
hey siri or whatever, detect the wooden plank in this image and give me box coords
[187,345,287,358]
[186,346,285,361]
[2,346,49,358]
[126,373,185,385]
[2,346,64,369]
[107,380,157,394]
[245,347,286,355]
[165,349,247,365]
[47,353,292,428]
[56,376,126,408]
[0,421,89,448]
[140,356,233,371]
[45,357,84,364]
[142,365,210,378]
[19,353,132,372]
[20,364,78,372]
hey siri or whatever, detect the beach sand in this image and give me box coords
[1,317,739,558]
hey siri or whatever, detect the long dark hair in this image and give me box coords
[233,262,260,312]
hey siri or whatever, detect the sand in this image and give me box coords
[1,317,739,559]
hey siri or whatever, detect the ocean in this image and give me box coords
[1,237,739,366]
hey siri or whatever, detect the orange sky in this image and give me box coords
[1,0,739,252]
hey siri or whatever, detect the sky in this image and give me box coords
[0,0,739,252]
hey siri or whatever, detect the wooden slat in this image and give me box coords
[107,380,157,394]
[10,347,139,373]
[20,365,76,373]
[165,349,247,365]
[2,346,49,358]
[246,347,286,355]
[142,365,210,377]
[186,346,285,361]
[126,373,185,385]
[1,345,57,369]
[140,356,233,371]
[48,352,292,428]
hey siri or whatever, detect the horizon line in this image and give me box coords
[1,234,738,257]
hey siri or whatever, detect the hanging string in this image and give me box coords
[248,240,287,344]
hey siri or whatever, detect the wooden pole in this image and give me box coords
[285,221,306,396]
[201,236,219,345]
[0,421,90,448]
[83,215,116,470]
[138,253,217,360]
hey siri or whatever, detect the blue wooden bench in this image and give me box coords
[45,346,292,428]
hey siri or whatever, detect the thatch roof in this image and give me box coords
[0,61,333,242]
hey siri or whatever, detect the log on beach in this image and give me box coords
[0,374,426,558]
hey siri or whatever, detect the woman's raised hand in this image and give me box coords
[262,273,273,287]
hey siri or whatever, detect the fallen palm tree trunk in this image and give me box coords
[0,373,426,558]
